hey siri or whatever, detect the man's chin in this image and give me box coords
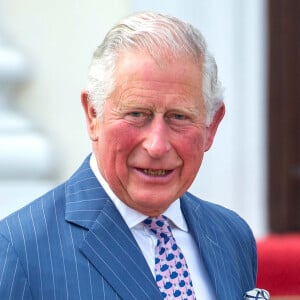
[127,193,176,215]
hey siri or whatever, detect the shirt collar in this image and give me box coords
[90,153,188,232]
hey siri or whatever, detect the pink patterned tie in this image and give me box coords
[144,215,196,299]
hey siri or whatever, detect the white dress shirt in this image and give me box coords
[90,154,216,299]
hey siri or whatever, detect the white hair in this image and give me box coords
[86,12,224,125]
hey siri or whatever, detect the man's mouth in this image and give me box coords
[139,168,171,176]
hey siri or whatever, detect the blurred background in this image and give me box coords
[0,0,299,239]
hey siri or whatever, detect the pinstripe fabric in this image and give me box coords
[181,193,257,299]
[0,155,257,299]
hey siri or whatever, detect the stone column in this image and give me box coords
[0,38,56,219]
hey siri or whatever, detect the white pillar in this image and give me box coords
[0,39,56,219]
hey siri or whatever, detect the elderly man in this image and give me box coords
[0,12,257,299]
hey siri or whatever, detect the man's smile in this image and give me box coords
[139,168,172,176]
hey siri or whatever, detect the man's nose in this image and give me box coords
[142,118,171,158]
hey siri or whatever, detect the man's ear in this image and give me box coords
[81,90,99,141]
[205,103,225,151]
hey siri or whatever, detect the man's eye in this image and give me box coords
[129,111,143,118]
[168,113,188,121]
[166,112,193,128]
[124,111,151,127]
[173,114,186,120]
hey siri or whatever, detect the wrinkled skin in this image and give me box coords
[82,51,225,216]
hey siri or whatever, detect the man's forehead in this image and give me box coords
[115,48,202,71]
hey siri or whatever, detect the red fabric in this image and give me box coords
[257,234,300,295]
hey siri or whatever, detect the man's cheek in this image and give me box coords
[113,125,141,146]
[183,136,205,160]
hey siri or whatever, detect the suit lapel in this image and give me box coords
[65,156,161,300]
[181,194,238,299]
[64,156,243,299]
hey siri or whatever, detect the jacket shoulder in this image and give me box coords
[182,192,257,293]
[183,192,253,233]
[0,155,93,243]
[0,182,66,244]
[182,192,257,267]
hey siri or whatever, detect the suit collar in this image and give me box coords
[64,155,106,229]
[64,155,161,299]
[79,199,161,299]
[180,193,239,299]
[65,156,241,299]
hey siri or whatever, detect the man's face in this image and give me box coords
[82,51,224,216]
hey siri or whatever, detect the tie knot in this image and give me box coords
[143,215,172,241]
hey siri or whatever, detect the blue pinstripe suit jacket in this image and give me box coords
[0,156,257,299]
